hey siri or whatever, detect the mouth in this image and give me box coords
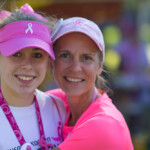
[15,75,36,81]
[64,77,84,83]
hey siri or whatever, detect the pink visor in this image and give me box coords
[0,21,55,59]
[52,17,105,59]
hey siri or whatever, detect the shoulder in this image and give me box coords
[35,89,53,105]
[45,88,66,99]
[86,93,131,137]
[45,88,69,112]
[94,92,129,128]
[64,115,131,150]
[69,94,133,150]
[35,89,65,113]
[36,89,67,123]
[75,114,125,137]
[36,89,63,104]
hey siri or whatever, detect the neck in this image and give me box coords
[67,89,98,126]
[1,86,35,107]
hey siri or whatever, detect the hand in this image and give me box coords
[52,147,61,150]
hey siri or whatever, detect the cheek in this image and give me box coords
[37,61,49,74]
[52,63,60,77]
[53,60,63,74]
[86,65,100,79]
[1,63,13,76]
[52,61,64,82]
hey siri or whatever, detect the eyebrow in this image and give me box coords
[83,52,95,56]
[33,48,43,51]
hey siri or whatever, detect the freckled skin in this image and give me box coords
[0,47,50,106]
[52,32,102,98]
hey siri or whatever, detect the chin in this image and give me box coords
[15,87,35,95]
[64,89,84,96]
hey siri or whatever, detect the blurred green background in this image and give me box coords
[1,0,150,149]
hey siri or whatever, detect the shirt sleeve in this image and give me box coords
[58,115,132,150]
[45,89,66,100]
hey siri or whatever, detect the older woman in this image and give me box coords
[47,17,134,150]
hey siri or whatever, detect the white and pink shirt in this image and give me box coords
[0,89,67,150]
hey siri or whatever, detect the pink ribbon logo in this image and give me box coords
[25,23,33,34]
[38,138,53,150]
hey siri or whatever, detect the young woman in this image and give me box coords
[47,17,134,150]
[0,4,66,150]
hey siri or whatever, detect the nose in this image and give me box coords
[70,58,82,72]
[20,57,33,70]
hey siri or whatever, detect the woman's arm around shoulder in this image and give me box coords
[52,147,60,150]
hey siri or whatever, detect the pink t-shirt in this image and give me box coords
[46,89,134,150]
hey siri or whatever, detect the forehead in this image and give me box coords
[20,47,43,51]
[15,47,47,53]
[55,32,99,53]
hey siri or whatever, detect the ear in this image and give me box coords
[96,62,103,76]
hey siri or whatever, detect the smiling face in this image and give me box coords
[0,47,50,96]
[52,32,102,97]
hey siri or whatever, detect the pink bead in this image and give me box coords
[26,145,31,150]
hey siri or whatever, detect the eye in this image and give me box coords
[82,55,93,62]
[61,53,70,58]
[33,53,43,58]
[85,55,92,60]
[57,52,72,60]
[13,52,21,57]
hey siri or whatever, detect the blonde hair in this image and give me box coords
[95,51,112,95]
[0,10,57,31]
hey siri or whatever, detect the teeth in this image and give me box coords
[18,76,33,81]
[66,77,82,82]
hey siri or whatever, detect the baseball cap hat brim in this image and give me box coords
[0,37,55,59]
[53,29,103,53]
[52,17,105,59]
